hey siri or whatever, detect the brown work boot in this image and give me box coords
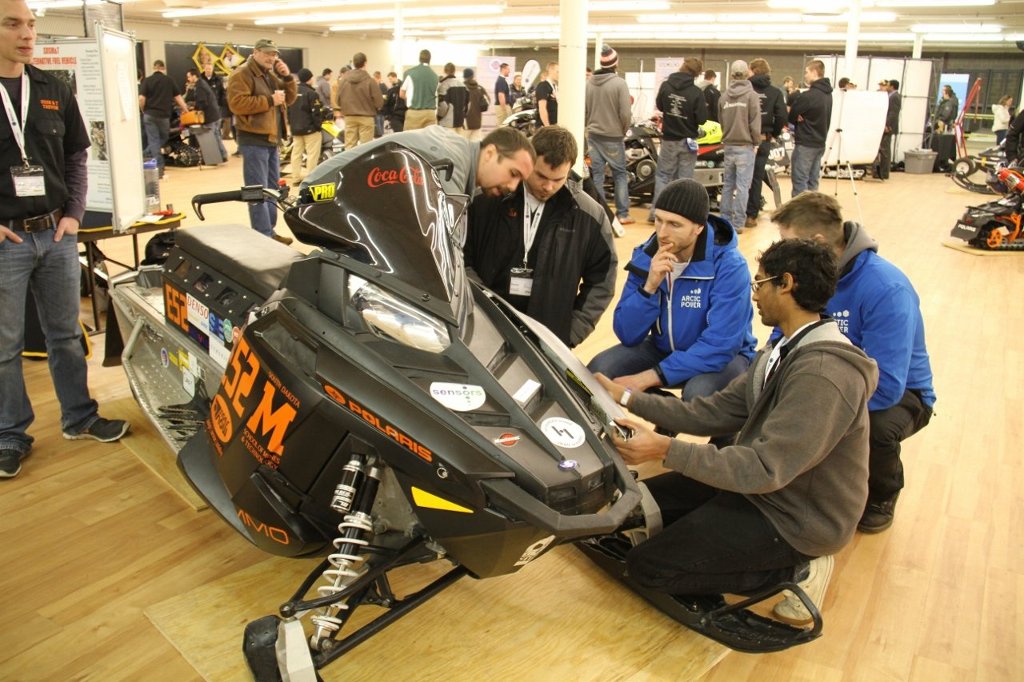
[271,232,294,246]
[744,216,758,229]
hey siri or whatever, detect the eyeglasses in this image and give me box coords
[751,275,779,292]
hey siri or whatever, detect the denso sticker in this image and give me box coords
[429,382,486,412]
[540,417,586,449]
[186,293,210,333]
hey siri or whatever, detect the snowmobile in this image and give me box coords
[950,142,1006,195]
[109,142,823,680]
[950,165,1024,250]
[596,119,727,207]
[501,92,537,138]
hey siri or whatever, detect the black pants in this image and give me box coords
[626,473,812,596]
[867,389,933,501]
[875,132,893,179]
[746,140,772,218]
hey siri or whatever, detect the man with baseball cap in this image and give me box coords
[718,59,760,234]
[227,38,297,244]
[588,178,755,403]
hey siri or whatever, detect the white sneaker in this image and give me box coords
[772,555,834,625]
[611,217,625,238]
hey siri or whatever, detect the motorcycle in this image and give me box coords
[950,165,1024,250]
[501,93,537,138]
[950,142,1007,195]
[606,119,727,208]
[109,143,822,680]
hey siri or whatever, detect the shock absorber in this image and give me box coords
[310,464,382,649]
[329,454,366,515]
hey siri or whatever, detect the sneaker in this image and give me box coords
[63,417,130,443]
[772,554,834,625]
[744,216,758,229]
[0,449,24,478]
[858,492,900,533]
[271,232,294,246]
[610,217,625,237]
[619,217,636,225]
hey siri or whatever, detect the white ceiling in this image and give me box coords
[30,0,1024,50]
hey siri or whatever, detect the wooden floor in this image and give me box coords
[2,141,1021,681]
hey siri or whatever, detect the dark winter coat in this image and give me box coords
[749,74,787,138]
[788,77,833,149]
[465,181,617,347]
[656,71,707,141]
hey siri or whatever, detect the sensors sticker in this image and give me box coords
[540,417,585,449]
[429,382,486,412]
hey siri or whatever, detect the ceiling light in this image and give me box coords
[259,5,501,25]
[822,11,897,22]
[874,0,994,6]
[589,1,670,11]
[910,23,1001,33]
[921,33,1005,42]
[163,0,416,19]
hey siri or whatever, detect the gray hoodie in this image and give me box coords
[585,71,632,139]
[630,320,879,557]
[719,79,761,147]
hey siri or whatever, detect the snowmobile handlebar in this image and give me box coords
[480,470,642,540]
[191,184,291,221]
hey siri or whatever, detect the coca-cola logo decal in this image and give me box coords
[367,165,425,188]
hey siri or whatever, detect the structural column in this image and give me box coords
[558,0,587,174]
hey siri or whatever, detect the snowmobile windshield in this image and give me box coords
[288,143,471,327]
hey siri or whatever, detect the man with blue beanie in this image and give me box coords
[589,179,756,402]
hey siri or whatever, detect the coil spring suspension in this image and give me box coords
[310,464,381,649]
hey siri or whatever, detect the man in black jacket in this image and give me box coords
[465,125,617,347]
[788,59,833,196]
[201,62,229,140]
[873,79,901,180]
[744,58,788,228]
[186,68,226,163]
[649,57,707,224]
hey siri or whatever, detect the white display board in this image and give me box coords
[476,55,514,131]
[36,27,145,232]
[822,90,887,166]
[816,54,933,164]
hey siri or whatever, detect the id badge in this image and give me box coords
[11,165,45,197]
[509,266,533,297]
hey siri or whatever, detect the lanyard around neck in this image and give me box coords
[0,73,31,165]
[522,191,544,265]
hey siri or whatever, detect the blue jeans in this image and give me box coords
[650,139,697,221]
[240,144,280,236]
[204,121,228,162]
[0,232,98,453]
[790,144,824,197]
[720,146,756,232]
[588,134,631,219]
[143,114,170,176]
[588,337,750,400]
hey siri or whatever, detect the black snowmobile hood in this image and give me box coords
[839,221,878,274]
[286,142,470,325]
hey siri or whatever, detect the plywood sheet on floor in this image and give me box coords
[146,544,728,681]
[940,238,1023,256]
[105,397,207,510]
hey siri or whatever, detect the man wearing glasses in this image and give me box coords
[595,238,878,629]
[588,178,755,404]
[770,192,935,537]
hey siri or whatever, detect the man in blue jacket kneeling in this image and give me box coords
[588,179,756,403]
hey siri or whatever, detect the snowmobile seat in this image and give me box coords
[173,224,304,301]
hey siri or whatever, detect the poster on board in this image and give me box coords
[36,28,145,232]
[33,40,112,214]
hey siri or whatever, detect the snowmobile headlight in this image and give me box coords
[348,276,450,353]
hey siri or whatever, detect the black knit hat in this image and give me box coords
[654,179,709,226]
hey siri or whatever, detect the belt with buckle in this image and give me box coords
[7,208,63,233]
